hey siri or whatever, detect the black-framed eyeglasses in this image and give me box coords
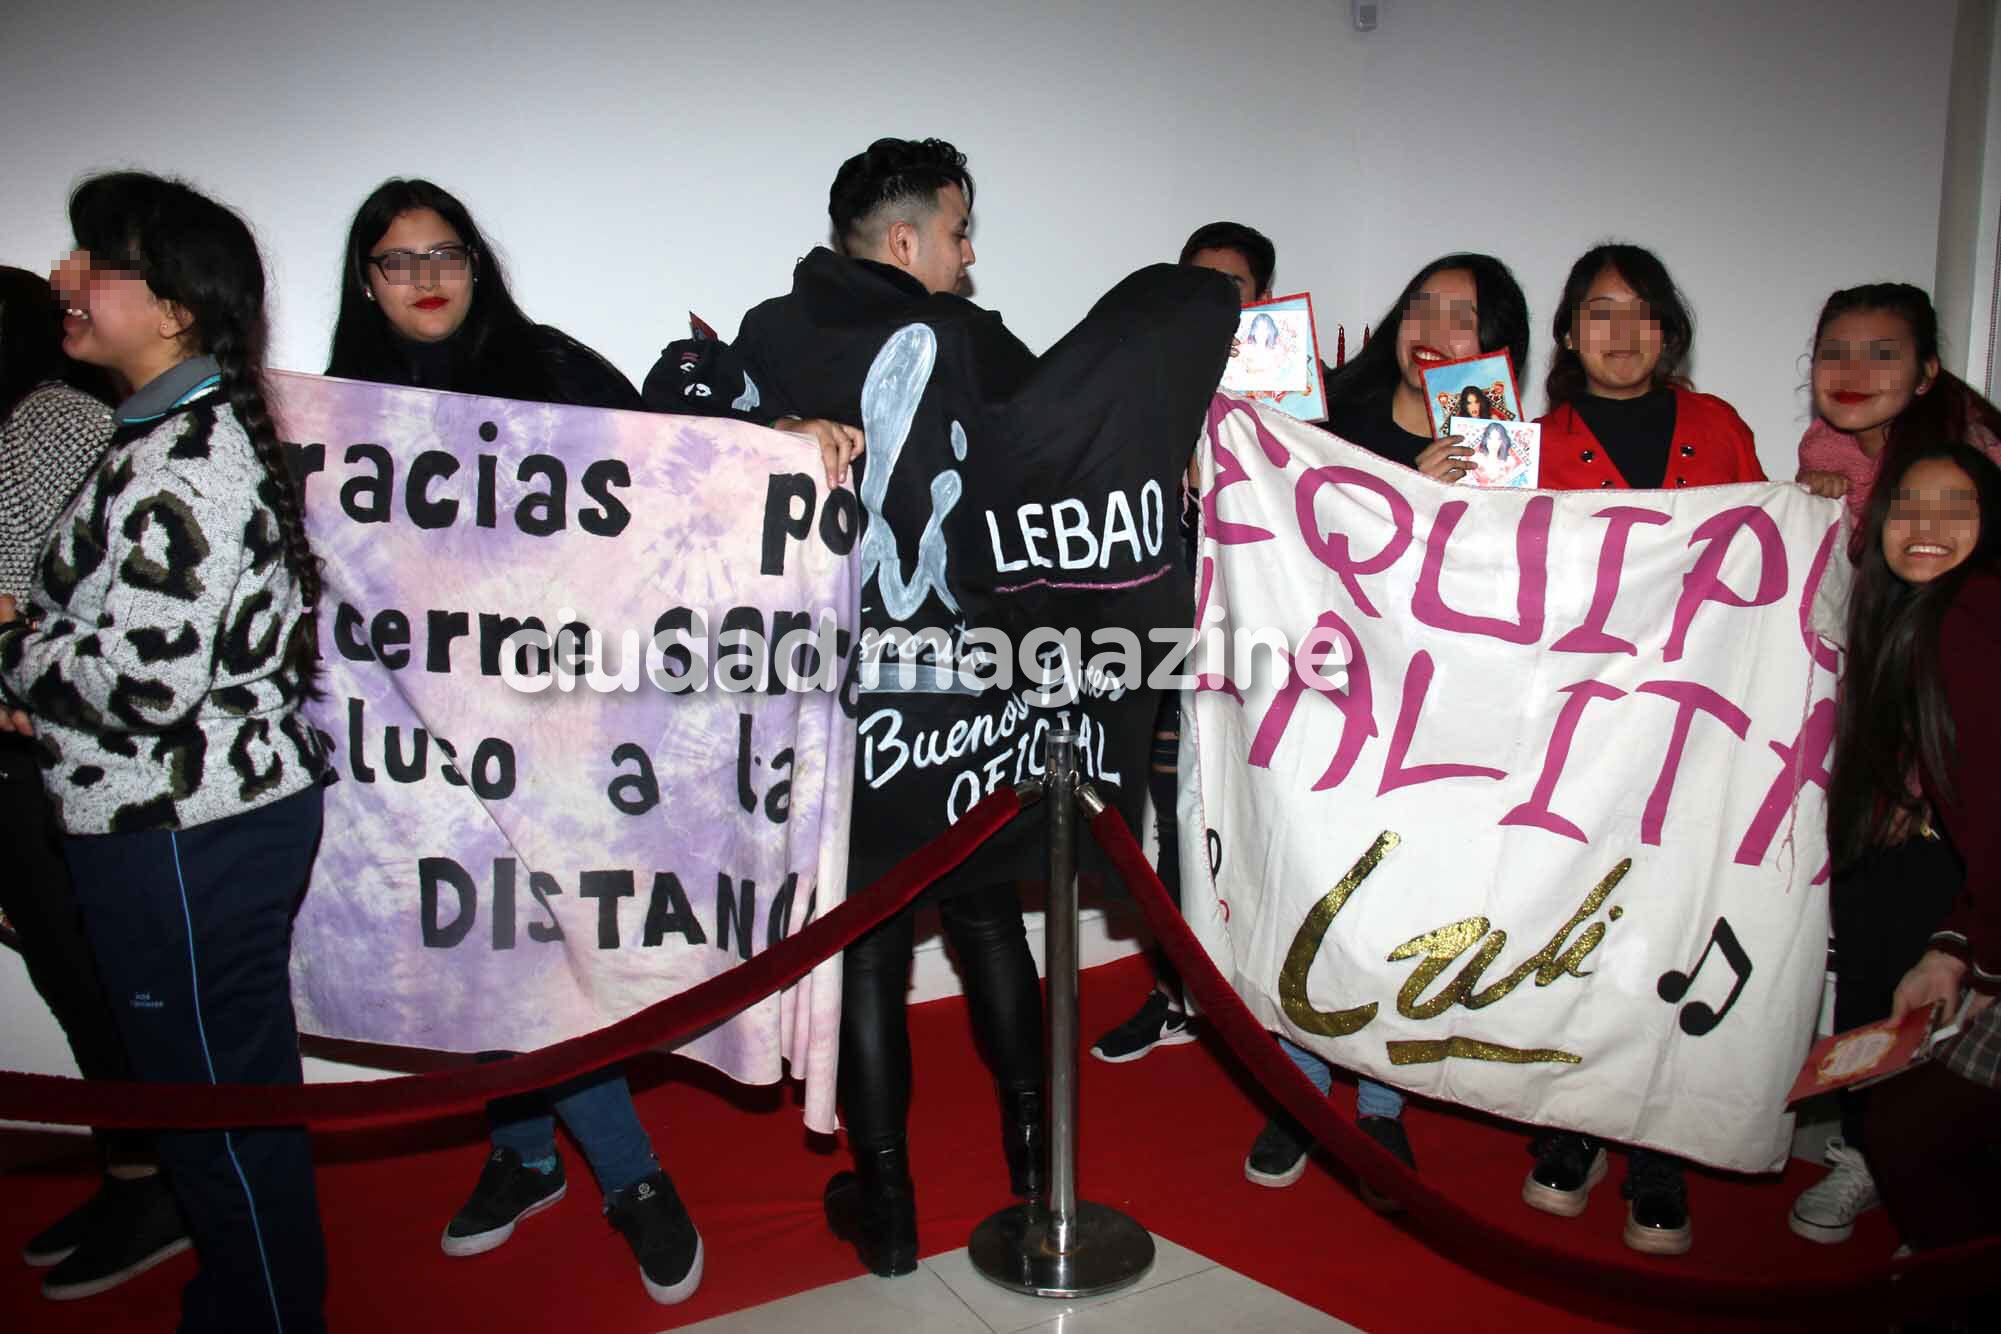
[367,245,474,284]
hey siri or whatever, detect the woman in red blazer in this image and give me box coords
[1534,247,1764,492]
[1522,244,1762,1260]
[1539,388,1763,489]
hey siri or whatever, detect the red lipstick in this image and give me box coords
[1831,391,1870,405]
[414,296,448,311]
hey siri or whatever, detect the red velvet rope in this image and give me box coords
[0,787,1022,1131]
[1086,802,1997,1320]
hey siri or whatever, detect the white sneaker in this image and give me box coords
[1788,1138,1879,1243]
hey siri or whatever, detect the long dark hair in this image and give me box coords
[68,172,321,694]
[1828,441,2001,864]
[325,178,536,394]
[1544,243,1694,411]
[1324,253,1529,410]
[0,266,112,419]
[1811,283,2001,462]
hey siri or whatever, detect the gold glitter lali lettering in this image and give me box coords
[1388,917,1499,1019]
[1387,858,1633,1020]
[1277,831,1400,1038]
[1386,1037,1582,1066]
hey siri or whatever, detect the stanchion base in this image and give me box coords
[967,1201,1156,1298]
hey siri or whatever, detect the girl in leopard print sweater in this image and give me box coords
[0,172,331,1334]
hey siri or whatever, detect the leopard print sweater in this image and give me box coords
[0,389,323,834]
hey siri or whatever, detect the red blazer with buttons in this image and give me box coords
[1535,387,1765,491]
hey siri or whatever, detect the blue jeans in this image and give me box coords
[488,1064,657,1196]
[1279,1036,1405,1120]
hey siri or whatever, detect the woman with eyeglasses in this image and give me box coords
[324,179,700,1306]
[326,179,640,407]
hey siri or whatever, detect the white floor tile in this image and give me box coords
[1014,1267,1364,1334]
[668,1263,990,1334]
[924,1234,1215,1334]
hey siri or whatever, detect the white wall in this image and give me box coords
[1936,0,1994,380]
[1349,0,1955,472]
[0,0,1969,1088]
[1961,5,2001,397]
[0,0,1365,380]
[1,1,1956,457]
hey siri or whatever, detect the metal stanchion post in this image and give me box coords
[969,729,1156,1297]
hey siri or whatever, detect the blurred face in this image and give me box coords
[366,208,475,343]
[1881,457,1980,583]
[1395,267,1480,391]
[49,248,187,387]
[904,184,974,296]
[1572,265,1663,399]
[1188,247,1260,306]
[1813,308,1937,438]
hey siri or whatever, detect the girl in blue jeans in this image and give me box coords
[324,177,700,1304]
[1245,1041,1411,1209]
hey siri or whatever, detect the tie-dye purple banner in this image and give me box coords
[270,372,856,1131]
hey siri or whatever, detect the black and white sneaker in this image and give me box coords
[1244,1114,1311,1188]
[22,1184,106,1267]
[1354,1115,1417,1215]
[1091,992,1195,1064]
[1621,1149,1691,1255]
[1522,1131,1606,1218]
[41,1174,190,1301]
[606,1171,704,1305]
[440,1147,567,1257]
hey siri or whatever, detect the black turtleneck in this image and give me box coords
[1571,386,1677,490]
[390,330,466,393]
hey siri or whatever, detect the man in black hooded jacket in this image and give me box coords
[645,137,1235,1278]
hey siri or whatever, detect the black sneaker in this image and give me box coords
[440,1147,567,1257]
[606,1170,703,1305]
[1354,1115,1417,1215]
[22,1184,107,1267]
[41,1175,190,1301]
[1244,1114,1310,1188]
[1091,992,1195,1064]
[1621,1149,1691,1255]
[1523,1131,1607,1218]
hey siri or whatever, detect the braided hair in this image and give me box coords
[68,172,322,695]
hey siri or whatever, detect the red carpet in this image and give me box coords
[1,954,1894,1333]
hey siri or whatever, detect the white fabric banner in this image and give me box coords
[1182,398,1848,1173]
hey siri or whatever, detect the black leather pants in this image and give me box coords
[838,880,1044,1152]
